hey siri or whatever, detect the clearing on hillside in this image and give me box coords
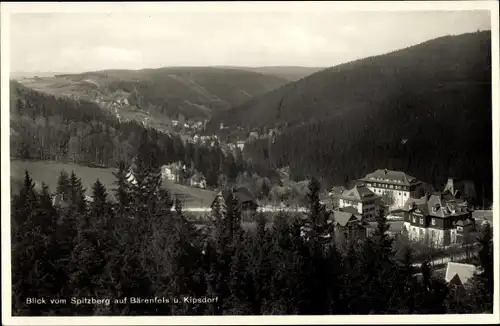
[10,160,216,208]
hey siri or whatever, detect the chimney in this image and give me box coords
[445,177,455,194]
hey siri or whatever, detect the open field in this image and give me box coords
[10,159,216,208]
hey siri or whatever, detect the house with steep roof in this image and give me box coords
[334,184,379,219]
[401,192,474,246]
[328,210,369,245]
[360,169,423,210]
[233,186,259,212]
[339,205,363,219]
[210,186,259,216]
[329,185,347,208]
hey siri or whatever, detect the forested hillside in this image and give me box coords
[15,67,289,121]
[12,165,494,315]
[9,81,278,188]
[211,31,493,203]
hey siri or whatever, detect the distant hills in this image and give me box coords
[215,66,326,81]
[13,67,290,121]
[210,31,493,203]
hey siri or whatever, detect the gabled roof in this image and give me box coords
[234,186,257,204]
[337,184,377,202]
[403,193,470,218]
[346,185,376,200]
[445,262,476,285]
[329,185,347,196]
[361,169,419,186]
[213,187,258,208]
[332,211,358,227]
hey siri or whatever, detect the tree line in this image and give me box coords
[11,138,493,316]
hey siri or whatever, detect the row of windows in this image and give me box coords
[367,183,410,191]
[341,199,359,206]
[372,188,408,198]
[412,216,436,225]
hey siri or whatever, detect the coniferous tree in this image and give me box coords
[11,171,42,315]
[56,170,71,199]
[69,171,87,214]
[357,210,396,313]
[89,179,109,219]
[130,130,163,220]
[112,160,132,219]
[465,223,494,313]
[307,177,323,230]
[12,170,39,231]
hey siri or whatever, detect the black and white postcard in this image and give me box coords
[1,1,499,325]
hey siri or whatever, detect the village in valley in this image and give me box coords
[100,142,492,291]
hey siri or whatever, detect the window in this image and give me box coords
[398,192,401,196]
[457,226,463,231]
[412,217,416,223]
[420,218,424,225]
[431,218,436,226]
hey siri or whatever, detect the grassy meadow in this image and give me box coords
[10,159,216,208]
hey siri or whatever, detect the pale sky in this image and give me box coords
[9,7,491,73]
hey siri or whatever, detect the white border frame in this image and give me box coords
[1,1,499,325]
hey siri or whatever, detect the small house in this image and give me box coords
[211,186,259,214]
[329,209,368,245]
[189,172,207,189]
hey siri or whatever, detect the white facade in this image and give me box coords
[337,185,379,219]
[366,186,411,210]
[361,169,422,210]
[403,222,448,247]
[338,199,378,218]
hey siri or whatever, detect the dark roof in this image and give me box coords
[361,169,420,186]
[212,187,258,208]
[329,185,347,196]
[337,184,377,201]
[340,206,361,217]
[234,186,257,204]
[403,193,469,218]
